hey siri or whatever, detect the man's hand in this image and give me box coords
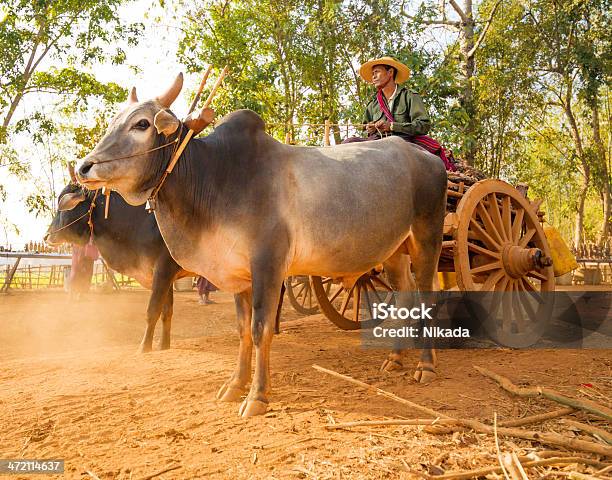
[374,120,392,133]
[365,122,377,135]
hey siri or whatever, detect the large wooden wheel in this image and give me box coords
[453,180,555,347]
[311,272,394,330]
[285,275,319,315]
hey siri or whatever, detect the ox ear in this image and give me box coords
[58,191,87,211]
[154,110,180,136]
[128,87,139,104]
[184,107,215,135]
[156,73,183,108]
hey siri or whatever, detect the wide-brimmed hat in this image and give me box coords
[359,56,410,84]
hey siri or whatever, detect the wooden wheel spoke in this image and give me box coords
[371,275,393,292]
[470,261,502,275]
[328,285,344,304]
[307,285,313,308]
[467,241,501,259]
[520,278,544,304]
[362,285,374,316]
[495,275,510,292]
[353,285,362,323]
[516,281,536,321]
[481,269,505,291]
[502,196,512,240]
[527,269,548,282]
[339,288,353,316]
[366,279,384,303]
[501,282,514,331]
[519,227,536,248]
[511,207,525,244]
[295,283,307,299]
[469,216,501,250]
[487,193,508,242]
[477,202,504,245]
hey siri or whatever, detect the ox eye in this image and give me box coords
[133,119,150,130]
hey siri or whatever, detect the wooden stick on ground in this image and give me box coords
[312,364,451,419]
[138,464,181,480]
[424,407,576,435]
[312,365,612,456]
[500,407,576,427]
[429,457,611,480]
[474,366,612,422]
[326,419,459,429]
[564,419,612,445]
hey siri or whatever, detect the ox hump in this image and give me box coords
[216,109,266,134]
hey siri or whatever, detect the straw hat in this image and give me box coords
[359,56,410,84]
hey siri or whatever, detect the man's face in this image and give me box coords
[371,65,395,89]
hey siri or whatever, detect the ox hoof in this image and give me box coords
[380,358,403,372]
[138,343,152,354]
[216,383,246,402]
[413,364,436,384]
[239,399,268,417]
[158,340,170,351]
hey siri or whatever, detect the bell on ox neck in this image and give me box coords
[145,197,156,212]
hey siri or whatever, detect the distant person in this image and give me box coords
[196,276,218,305]
[344,56,455,171]
[69,240,99,300]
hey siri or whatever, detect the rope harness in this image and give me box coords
[47,189,100,237]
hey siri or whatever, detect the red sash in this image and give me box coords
[376,90,456,171]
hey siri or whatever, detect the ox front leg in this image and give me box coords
[217,291,253,402]
[239,261,285,417]
[139,255,181,353]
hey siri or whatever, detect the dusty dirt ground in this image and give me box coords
[0,289,610,479]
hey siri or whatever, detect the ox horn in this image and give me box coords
[128,87,139,104]
[156,73,184,108]
[68,162,77,183]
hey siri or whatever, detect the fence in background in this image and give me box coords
[0,253,139,293]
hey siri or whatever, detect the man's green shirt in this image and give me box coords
[362,86,431,136]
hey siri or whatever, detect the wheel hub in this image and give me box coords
[501,243,544,278]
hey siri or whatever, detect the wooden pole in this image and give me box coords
[203,66,229,109]
[188,65,213,113]
[1,256,21,293]
[324,119,331,146]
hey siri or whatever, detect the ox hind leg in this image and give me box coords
[380,250,416,372]
[217,291,253,402]
[406,219,443,384]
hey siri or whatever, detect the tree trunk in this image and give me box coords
[574,177,589,250]
[590,100,611,245]
[457,0,476,165]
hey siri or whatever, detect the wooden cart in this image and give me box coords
[285,173,556,346]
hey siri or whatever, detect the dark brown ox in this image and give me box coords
[76,74,447,417]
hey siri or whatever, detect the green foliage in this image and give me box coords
[0,0,142,140]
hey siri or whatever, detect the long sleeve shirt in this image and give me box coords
[362,87,431,137]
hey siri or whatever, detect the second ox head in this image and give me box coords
[76,73,213,205]
[45,164,92,246]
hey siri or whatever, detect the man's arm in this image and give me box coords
[390,92,431,136]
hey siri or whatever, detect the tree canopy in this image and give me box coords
[1,0,610,250]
